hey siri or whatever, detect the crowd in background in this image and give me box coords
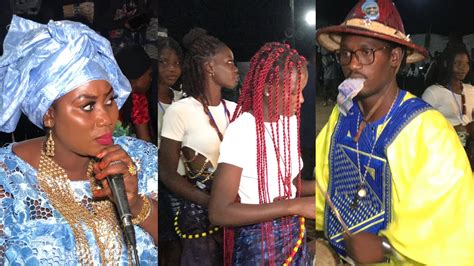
[316,35,474,101]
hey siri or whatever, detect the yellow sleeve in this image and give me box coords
[382,109,474,265]
[315,106,340,231]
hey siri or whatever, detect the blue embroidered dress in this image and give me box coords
[0,136,158,265]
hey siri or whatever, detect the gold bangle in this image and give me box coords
[132,194,152,225]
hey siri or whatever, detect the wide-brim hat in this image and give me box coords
[316,0,428,64]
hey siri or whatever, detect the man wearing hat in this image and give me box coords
[315,0,474,264]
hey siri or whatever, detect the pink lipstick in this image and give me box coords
[96,133,113,145]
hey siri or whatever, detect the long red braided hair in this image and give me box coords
[225,42,307,265]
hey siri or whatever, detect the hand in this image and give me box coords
[466,121,474,136]
[291,196,315,219]
[454,124,468,133]
[92,145,142,216]
[343,231,385,264]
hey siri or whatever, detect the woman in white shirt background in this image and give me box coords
[422,44,474,165]
[159,28,239,266]
[156,36,185,266]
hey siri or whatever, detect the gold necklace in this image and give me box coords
[37,151,128,265]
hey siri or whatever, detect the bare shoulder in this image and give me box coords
[11,137,44,169]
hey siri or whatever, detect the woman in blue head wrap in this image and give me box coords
[0,16,157,265]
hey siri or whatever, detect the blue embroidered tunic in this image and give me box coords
[0,136,158,265]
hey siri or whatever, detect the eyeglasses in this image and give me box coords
[335,47,387,66]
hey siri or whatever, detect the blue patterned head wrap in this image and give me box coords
[0,16,131,133]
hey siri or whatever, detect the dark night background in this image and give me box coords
[317,0,474,35]
[158,0,316,60]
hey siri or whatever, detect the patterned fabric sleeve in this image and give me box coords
[314,105,340,231]
[114,136,158,201]
[114,136,158,265]
[0,160,14,265]
[0,140,158,265]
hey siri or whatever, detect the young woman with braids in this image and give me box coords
[208,42,315,265]
[159,28,239,265]
[155,36,185,266]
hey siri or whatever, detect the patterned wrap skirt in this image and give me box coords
[177,172,223,266]
[233,216,311,265]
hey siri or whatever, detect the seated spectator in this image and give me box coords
[116,45,153,142]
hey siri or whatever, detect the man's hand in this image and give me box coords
[343,231,385,264]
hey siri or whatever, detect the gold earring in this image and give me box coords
[45,130,55,157]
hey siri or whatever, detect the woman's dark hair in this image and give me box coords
[150,36,183,144]
[116,45,151,134]
[156,36,184,91]
[437,44,471,86]
[158,36,184,66]
[181,27,227,99]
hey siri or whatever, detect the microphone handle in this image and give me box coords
[107,174,136,246]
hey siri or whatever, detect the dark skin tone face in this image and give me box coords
[207,46,239,90]
[263,66,308,121]
[340,34,403,121]
[158,48,182,89]
[45,80,118,158]
[451,53,470,82]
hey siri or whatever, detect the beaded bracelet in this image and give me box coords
[132,194,152,225]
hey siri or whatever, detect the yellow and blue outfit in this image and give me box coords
[315,90,474,265]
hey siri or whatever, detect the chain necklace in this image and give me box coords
[353,89,399,208]
[37,151,128,265]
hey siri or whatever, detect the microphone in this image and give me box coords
[107,174,137,247]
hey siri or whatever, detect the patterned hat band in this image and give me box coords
[342,18,411,42]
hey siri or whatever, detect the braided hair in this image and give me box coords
[182,28,230,141]
[227,42,307,265]
[182,28,227,99]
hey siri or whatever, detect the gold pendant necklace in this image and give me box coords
[37,151,128,265]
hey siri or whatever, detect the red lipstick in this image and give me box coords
[96,133,113,145]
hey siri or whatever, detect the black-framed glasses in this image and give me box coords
[335,47,387,66]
